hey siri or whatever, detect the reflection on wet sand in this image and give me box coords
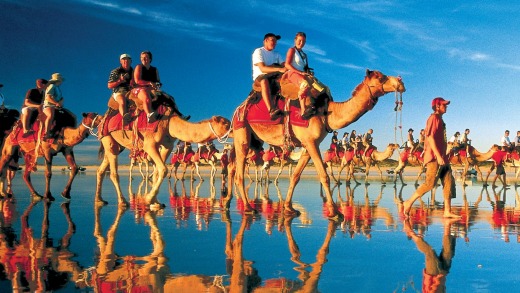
[0,200,81,291]
[403,218,457,293]
[78,205,169,291]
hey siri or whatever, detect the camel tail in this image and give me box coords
[98,143,105,160]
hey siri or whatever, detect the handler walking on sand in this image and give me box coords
[403,97,460,218]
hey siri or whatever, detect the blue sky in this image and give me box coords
[2,0,520,152]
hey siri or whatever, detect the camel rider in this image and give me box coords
[362,129,374,155]
[252,33,287,120]
[284,32,316,120]
[133,50,190,123]
[459,128,471,155]
[514,130,520,153]
[407,128,418,154]
[449,131,461,155]
[43,73,65,139]
[108,53,134,122]
[21,78,48,134]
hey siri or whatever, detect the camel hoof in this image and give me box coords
[95,199,109,206]
[327,212,344,222]
[150,203,166,211]
[61,192,71,200]
[31,193,43,201]
[44,194,55,202]
[283,208,301,217]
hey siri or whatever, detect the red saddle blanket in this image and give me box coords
[171,151,194,164]
[233,98,310,130]
[9,121,41,145]
[102,105,168,136]
[400,148,424,162]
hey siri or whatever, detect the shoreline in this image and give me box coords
[27,164,519,183]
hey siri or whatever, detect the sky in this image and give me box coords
[2,0,520,154]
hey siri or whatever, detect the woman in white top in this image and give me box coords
[284,32,315,120]
[43,73,65,139]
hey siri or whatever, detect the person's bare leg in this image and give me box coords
[442,170,461,218]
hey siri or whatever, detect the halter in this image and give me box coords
[208,120,232,144]
[82,114,100,137]
[362,75,388,107]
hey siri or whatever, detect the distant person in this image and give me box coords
[406,128,415,149]
[418,129,425,149]
[133,50,161,123]
[252,33,286,120]
[500,130,512,152]
[514,131,520,152]
[485,145,508,188]
[21,78,48,134]
[448,131,461,155]
[108,53,134,121]
[362,129,374,154]
[43,73,65,139]
[220,148,229,194]
[341,132,349,151]
[402,97,460,218]
[349,130,361,157]
[284,32,315,119]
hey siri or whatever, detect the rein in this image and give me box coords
[82,114,100,138]
[208,120,232,144]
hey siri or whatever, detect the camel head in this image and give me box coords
[82,112,102,129]
[209,115,232,139]
[363,69,406,96]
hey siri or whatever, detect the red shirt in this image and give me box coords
[423,113,447,165]
[491,150,507,165]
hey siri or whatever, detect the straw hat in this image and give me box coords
[49,73,65,83]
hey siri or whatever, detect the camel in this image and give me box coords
[170,143,220,182]
[0,112,101,200]
[0,105,20,195]
[229,69,405,218]
[328,143,398,185]
[263,146,304,183]
[94,115,231,207]
[393,144,498,185]
[393,147,426,185]
[505,150,520,182]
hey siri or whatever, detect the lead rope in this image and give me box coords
[394,90,404,155]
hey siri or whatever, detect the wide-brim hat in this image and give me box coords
[49,73,65,83]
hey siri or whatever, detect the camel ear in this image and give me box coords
[366,69,372,76]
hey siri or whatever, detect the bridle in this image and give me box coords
[208,121,232,144]
[82,114,101,137]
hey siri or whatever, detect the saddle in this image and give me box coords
[100,104,169,137]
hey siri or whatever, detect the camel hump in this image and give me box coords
[53,108,77,129]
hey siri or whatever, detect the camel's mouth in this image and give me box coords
[386,76,406,93]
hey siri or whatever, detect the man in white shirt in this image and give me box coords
[501,130,512,152]
[252,33,287,120]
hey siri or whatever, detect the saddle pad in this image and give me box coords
[233,98,309,129]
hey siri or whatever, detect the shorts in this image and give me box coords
[496,164,505,175]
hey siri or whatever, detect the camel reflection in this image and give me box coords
[335,184,394,239]
[78,205,169,291]
[168,179,217,230]
[403,218,457,293]
[260,215,337,291]
[0,200,81,291]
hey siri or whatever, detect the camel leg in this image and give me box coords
[95,138,127,206]
[0,146,17,198]
[195,163,203,182]
[349,163,360,185]
[42,151,56,201]
[375,164,385,184]
[233,128,256,213]
[60,151,79,200]
[142,139,167,207]
[364,161,371,185]
[275,162,284,183]
[474,165,484,181]
[328,162,340,184]
[286,145,341,220]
